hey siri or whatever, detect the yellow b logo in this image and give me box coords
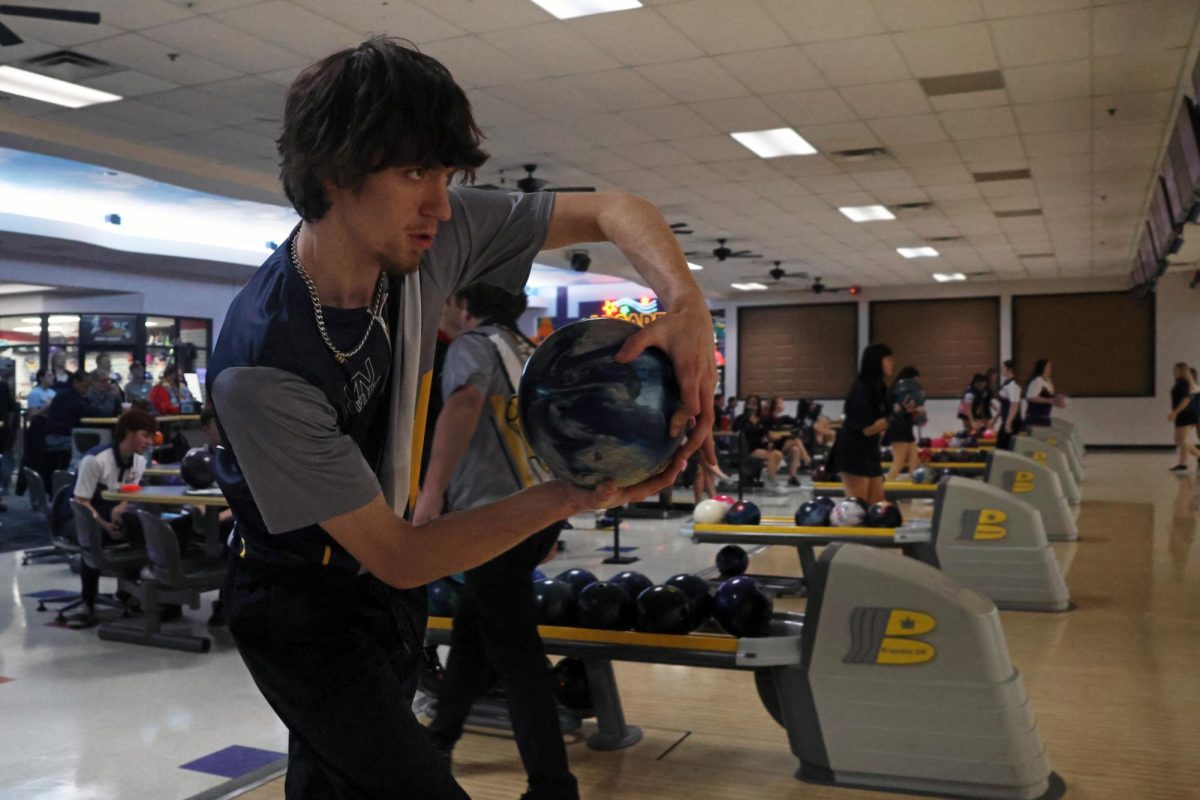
[974,508,1007,540]
[1012,470,1035,493]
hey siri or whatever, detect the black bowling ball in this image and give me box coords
[575,581,634,629]
[610,571,654,601]
[795,499,833,526]
[180,446,215,489]
[635,585,693,634]
[715,544,750,577]
[533,579,575,626]
[865,501,904,528]
[551,657,592,710]
[555,568,599,600]
[664,573,713,629]
[713,576,774,638]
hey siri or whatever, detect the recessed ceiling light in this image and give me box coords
[687,262,704,271]
[730,128,817,159]
[731,282,768,291]
[47,315,78,323]
[839,205,896,223]
[932,272,966,282]
[898,247,939,259]
[0,66,122,109]
[529,0,642,19]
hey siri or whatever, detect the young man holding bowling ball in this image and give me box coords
[208,37,715,800]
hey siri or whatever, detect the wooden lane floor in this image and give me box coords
[239,453,1200,800]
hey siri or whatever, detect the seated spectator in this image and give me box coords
[65,410,159,628]
[86,369,124,417]
[764,396,811,486]
[96,353,123,385]
[26,368,56,417]
[43,370,105,473]
[123,361,153,405]
[732,394,784,490]
[148,364,194,415]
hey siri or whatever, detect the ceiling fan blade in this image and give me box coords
[472,184,503,190]
[731,252,763,259]
[546,186,595,193]
[0,19,21,45]
[0,5,101,24]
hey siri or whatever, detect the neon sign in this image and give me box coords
[592,296,665,327]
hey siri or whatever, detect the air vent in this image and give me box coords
[893,201,934,211]
[927,235,963,242]
[20,50,119,81]
[973,169,1032,183]
[995,208,1043,218]
[1018,253,1055,259]
[829,146,889,162]
[919,71,1006,97]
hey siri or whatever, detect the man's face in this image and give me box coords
[129,429,155,455]
[96,376,112,393]
[325,165,457,274]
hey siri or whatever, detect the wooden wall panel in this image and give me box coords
[870,298,1000,398]
[737,304,858,398]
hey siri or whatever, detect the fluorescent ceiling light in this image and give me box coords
[731,282,768,291]
[529,0,642,19]
[687,262,704,271]
[21,317,41,324]
[730,128,817,159]
[839,205,895,222]
[47,315,78,323]
[12,325,42,334]
[933,272,966,282]
[898,247,939,259]
[0,66,122,109]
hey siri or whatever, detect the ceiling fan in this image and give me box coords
[0,5,100,47]
[710,238,761,261]
[743,260,810,285]
[475,163,595,193]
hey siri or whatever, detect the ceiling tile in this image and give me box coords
[1092,91,1173,127]
[716,47,828,94]
[956,135,1024,162]
[799,174,862,193]
[1013,99,1091,133]
[1092,0,1198,57]
[759,0,885,43]
[870,0,985,31]
[468,90,539,127]
[1094,49,1187,95]
[562,148,641,173]
[708,158,786,182]
[618,105,718,139]
[840,80,933,118]
[614,142,696,168]
[557,69,676,112]
[294,0,464,40]
[1027,153,1092,176]
[804,36,912,85]
[563,114,656,147]
[420,37,541,88]
[489,121,590,154]
[925,183,984,201]
[78,70,180,98]
[762,89,858,127]
[1022,131,1093,157]
[888,141,963,165]
[635,58,749,103]
[214,1,361,58]
[853,169,917,190]
[490,79,598,118]
[140,17,307,73]
[483,23,621,76]
[80,33,244,85]
[687,97,785,133]
[657,0,792,55]
[797,121,882,151]
[671,135,757,162]
[1002,60,1090,103]
[405,0,548,32]
[893,23,999,77]
[928,88,1010,112]
[568,8,705,65]
[1093,123,1166,153]
[989,10,1089,68]
[139,87,263,127]
[868,114,949,145]
[911,164,974,184]
[601,168,677,191]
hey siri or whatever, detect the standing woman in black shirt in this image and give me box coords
[833,343,894,504]
[1168,362,1200,472]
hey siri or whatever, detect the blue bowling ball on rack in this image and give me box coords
[518,318,684,488]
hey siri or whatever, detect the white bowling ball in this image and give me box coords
[830,499,866,527]
[693,499,729,524]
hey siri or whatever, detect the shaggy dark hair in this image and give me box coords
[278,36,489,221]
[456,284,529,327]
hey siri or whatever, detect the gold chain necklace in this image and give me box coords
[289,228,390,363]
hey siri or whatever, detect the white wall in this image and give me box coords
[719,271,1200,446]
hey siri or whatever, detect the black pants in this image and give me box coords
[428,524,578,800]
[225,553,466,800]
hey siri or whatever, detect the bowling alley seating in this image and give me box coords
[20,467,68,566]
[66,499,143,623]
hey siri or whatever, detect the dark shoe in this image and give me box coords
[159,603,183,622]
[595,515,616,529]
[64,609,98,629]
[206,600,225,627]
[1170,464,1187,472]
[787,476,801,487]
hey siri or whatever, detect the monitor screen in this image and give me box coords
[79,314,137,345]
[1167,99,1200,212]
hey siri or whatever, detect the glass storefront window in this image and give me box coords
[46,314,80,380]
[0,315,43,403]
[84,350,136,383]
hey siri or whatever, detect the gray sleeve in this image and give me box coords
[212,367,381,534]
[438,188,554,293]
[441,334,498,400]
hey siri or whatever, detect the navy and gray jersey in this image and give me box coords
[208,189,554,571]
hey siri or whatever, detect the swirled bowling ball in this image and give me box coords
[911,465,937,485]
[712,495,736,506]
[575,581,634,629]
[893,378,926,408]
[551,657,592,710]
[811,463,837,482]
[724,501,761,526]
[865,500,903,528]
[611,571,654,601]
[555,568,599,600]
[830,499,866,527]
[635,585,693,634]
[427,578,461,617]
[664,573,712,628]
[179,446,215,489]
[517,318,684,488]
[533,579,575,626]
[795,499,833,526]
[712,576,773,638]
[715,544,750,577]
[693,498,728,524]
